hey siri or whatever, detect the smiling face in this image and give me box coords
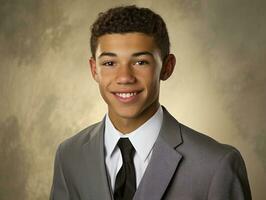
[90,33,175,132]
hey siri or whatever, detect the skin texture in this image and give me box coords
[90,33,176,133]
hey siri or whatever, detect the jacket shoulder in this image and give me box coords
[178,123,241,160]
[58,121,102,154]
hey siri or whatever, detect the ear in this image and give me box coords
[89,57,99,82]
[160,54,176,81]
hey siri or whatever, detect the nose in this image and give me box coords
[116,65,136,84]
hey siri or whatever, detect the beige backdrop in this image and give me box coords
[0,0,265,199]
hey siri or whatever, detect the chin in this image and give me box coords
[110,105,143,119]
[117,109,142,119]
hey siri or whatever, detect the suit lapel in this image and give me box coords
[134,107,183,200]
[82,119,113,200]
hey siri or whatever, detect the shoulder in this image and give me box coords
[57,121,103,156]
[162,107,240,158]
[178,122,243,164]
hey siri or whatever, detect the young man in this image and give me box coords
[50,5,252,200]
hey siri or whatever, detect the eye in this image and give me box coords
[134,60,149,66]
[102,61,115,66]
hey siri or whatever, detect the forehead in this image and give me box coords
[95,33,159,56]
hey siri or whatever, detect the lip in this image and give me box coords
[111,90,142,103]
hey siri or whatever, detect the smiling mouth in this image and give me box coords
[115,92,138,99]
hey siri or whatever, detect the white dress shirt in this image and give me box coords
[104,106,163,191]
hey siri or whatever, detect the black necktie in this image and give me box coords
[114,138,136,200]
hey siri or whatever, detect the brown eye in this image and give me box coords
[135,60,149,65]
[102,61,115,66]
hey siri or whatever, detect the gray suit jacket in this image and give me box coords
[50,108,252,200]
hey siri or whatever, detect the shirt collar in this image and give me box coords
[104,106,163,162]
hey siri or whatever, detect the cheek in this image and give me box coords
[98,69,116,84]
[142,72,160,93]
[96,78,110,100]
[98,84,111,104]
[97,70,113,85]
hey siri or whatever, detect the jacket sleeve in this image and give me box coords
[207,148,252,200]
[50,144,70,200]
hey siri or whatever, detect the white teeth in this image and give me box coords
[116,92,137,98]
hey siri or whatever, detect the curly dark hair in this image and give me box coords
[90,5,170,61]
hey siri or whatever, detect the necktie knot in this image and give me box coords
[117,138,135,163]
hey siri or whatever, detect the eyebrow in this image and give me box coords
[98,51,154,59]
[132,51,154,58]
[98,52,117,59]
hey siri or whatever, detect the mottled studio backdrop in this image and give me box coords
[0,0,265,199]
